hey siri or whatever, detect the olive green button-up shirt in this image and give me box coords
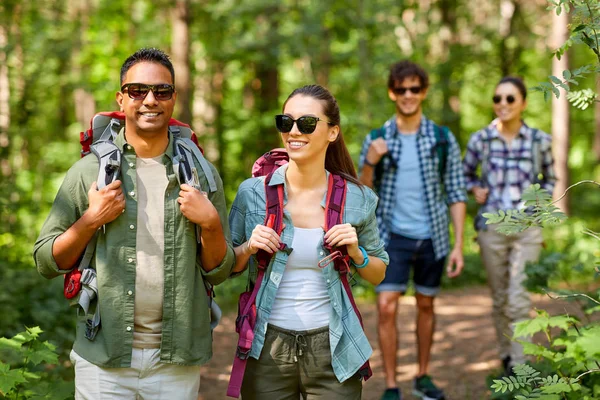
[34,131,235,368]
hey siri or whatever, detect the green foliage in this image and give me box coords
[487,182,600,398]
[483,184,567,235]
[533,0,600,106]
[0,327,72,399]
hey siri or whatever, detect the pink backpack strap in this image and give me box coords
[227,172,286,398]
[324,174,373,381]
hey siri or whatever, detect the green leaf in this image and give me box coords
[0,362,28,395]
[550,75,562,85]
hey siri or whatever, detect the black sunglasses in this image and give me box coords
[492,94,515,104]
[275,115,332,134]
[121,83,175,101]
[392,86,422,95]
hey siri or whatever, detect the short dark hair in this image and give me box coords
[120,48,175,86]
[497,76,527,100]
[388,60,429,90]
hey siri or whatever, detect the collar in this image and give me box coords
[268,163,330,208]
[488,119,531,140]
[386,114,431,138]
[114,127,175,160]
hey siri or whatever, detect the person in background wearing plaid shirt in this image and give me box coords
[463,76,556,377]
[359,61,467,400]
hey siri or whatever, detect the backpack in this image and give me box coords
[64,111,220,341]
[226,150,372,398]
[369,124,449,189]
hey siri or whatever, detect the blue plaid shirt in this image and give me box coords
[229,165,389,382]
[359,115,467,260]
[463,120,556,230]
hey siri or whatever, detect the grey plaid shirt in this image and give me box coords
[463,120,556,230]
[359,115,467,260]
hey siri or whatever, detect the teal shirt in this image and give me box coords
[34,130,235,368]
[228,165,389,382]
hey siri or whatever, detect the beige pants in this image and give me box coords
[70,348,201,400]
[477,226,543,365]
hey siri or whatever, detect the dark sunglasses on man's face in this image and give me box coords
[121,83,175,101]
[275,114,331,134]
[392,86,422,95]
[492,94,516,104]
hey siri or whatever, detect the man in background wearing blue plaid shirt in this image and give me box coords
[359,61,467,400]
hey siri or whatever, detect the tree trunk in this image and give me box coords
[593,78,600,163]
[72,0,95,129]
[0,23,10,179]
[171,0,192,124]
[438,0,461,139]
[551,9,570,213]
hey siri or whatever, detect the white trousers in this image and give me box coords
[71,348,201,400]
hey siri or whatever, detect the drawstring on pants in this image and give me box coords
[293,334,307,363]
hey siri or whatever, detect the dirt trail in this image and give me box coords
[198,286,579,400]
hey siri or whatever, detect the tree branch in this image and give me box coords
[551,180,600,205]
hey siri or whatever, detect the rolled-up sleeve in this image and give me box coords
[444,131,468,204]
[357,188,389,265]
[198,163,236,286]
[33,170,82,279]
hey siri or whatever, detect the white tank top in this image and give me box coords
[268,227,331,330]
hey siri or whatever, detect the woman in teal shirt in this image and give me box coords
[229,84,389,399]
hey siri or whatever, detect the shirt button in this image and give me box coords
[129,191,135,197]
[127,290,133,296]
[319,251,324,256]
[126,326,132,332]
[129,224,135,230]
[327,279,330,283]
[333,303,337,307]
[126,145,132,150]
[127,258,133,263]
[129,162,134,168]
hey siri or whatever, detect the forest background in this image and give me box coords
[0,0,599,392]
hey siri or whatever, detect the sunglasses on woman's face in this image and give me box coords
[121,83,175,101]
[492,94,516,104]
[392,86,422,95]
[275,114,331,134]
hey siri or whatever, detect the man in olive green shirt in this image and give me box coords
[34,48,234,399]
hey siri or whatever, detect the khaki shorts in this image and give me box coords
[241,324,362,400]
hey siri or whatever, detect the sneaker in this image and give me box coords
[502,356,513,377]
[380,387,402,400]
[413,375,445,400]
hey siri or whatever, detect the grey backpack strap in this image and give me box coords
[530,128,543,183]
[91,140,121,190]
[180,137,217,193]
[74,232,101,341]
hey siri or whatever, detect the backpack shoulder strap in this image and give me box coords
[433,124,449,177]
[323,174,373,381]
[256,172,286,270]
[369,126,385,141]
[170,126,217,193]
[530,127,543,183]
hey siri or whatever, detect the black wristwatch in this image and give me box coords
[364,158,376,167]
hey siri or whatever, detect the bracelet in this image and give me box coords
[363,158,376,167]
[350,246,369,269]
